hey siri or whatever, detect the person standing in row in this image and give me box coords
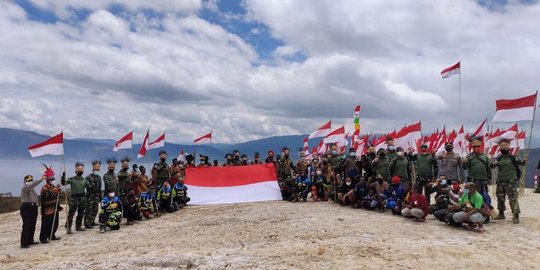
[40,166,62,243]
[62,162,87,234]
[103,158,119,198]
[20,174,45,248]
[84,160,102,229]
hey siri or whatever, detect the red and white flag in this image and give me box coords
[28,132,64,157]
[441,61,460,79]
[137,130,150,158]
[308,121,331,139]
[454,126,468,156]
[493,93,537,122]
[394,122,422,153]
[113,131,133,151]
[323,126,345,144]
[303,137,309,155]
[177,149,185,162]
[499,123,518,140]
[148,131,165,150]
[185,164,282,204]
[194,132,212,144]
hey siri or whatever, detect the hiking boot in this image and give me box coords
[66,228,73,234]
[494,213,505,220]
[75,226,86,232]
[99,226,106,233]
[84,224,94,229]
[51,236,61,241]
[513,214,520,224]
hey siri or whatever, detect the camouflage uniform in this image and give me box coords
[103,171,119,198]
[63,175,86,231]
[117,169,130,200]
[491,153,523,222]
[390,156,410,183]
[152,161,170,187]
[84,172,102,228]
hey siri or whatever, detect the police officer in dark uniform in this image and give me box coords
[20,174,45,248]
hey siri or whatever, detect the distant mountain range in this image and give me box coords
[1,127,539,188]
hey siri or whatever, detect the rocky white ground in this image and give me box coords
[1,190,540,270]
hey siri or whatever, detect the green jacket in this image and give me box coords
[416,154,436,176]
[390,157,410,181]
[373,156,390,179]
[85,173,102,197]
[492,154,523,182]
[465,153,491,180]
[64,175,86,195]
[103,172,119,196]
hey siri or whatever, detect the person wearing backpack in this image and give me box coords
[463,137,492,194]
[490,139,526,224]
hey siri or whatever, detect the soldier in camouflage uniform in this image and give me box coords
[61,162,87,234]
[463,137,491,193]
[278,147,295,200]
[152,150,170,188]
[490,139,526,224]
[372,148,390,182]
[84,160,102,229]
[385,137,397,161]
[389,147,410,184]
[103,158,119,198]
[413,144,437,203]
[118,157,131,201]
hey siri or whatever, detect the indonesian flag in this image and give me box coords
[323,126,345,144]
[28,132,64,157]
[472,119,487,138]
[487,129,501,155]
[185,163,282,204]
[355,135,369,156]
[148,131,165,150]
[309,121,331,139]
[513,130,526,155]
[316,140,326,154]
[374,135,388,151]
[441,61,460,79]
[194,132,212,144]
[137,130,150,158]
[435,128,448,154]
[394,121,422,153]
[454,126,467,156]
[113,131,133,151]
[499,123,518,141]
[177,149,185,162]
[493,93,537,122]
[303,137,309,155]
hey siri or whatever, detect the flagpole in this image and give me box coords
[459,63,462,114]
[520,91,538,196]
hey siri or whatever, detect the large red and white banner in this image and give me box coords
[184,163,282,204]
[28,131,64,157]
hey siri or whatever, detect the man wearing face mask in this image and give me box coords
[390,147,411,183]
[84,160,102,229]
[312,168,327,201]
[152,150,170,187]
[344,148,361,181]
[434,180,464,223]
[490,139,526,224]
[385,137,397,160]
[198,155,210,167]
[240,154,249,166]
[372,149,390,182]
[436,142,464,183]
[224,154,234,167]
[232,150,242,166]
[40,166,62,243]
[278,147,295,200]
[103,158,119,198]
[251,152,262,165]
[62,162,87,234]
[463,137,492,194]
[295,151,308,175]
[362,147,377,179]
[117,157,131,207]
[265,150,275,165]
[413,144,437,203]
[99,189,122,233]
[20,174,46,248]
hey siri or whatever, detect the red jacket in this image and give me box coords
[409,193,429,217]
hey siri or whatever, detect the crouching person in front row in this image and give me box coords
[449,182,488,232]
[173,177,190,210]
[125,189,141,225]
[138,191,157,219]
[99,190,122,233]
[157,180,175,213]
[401,184,429,221]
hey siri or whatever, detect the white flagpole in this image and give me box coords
[459,61,462,115]
[520,91,538,196]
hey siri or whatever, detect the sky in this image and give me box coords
[1,0,540,144]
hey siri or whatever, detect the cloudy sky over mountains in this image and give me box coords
[1,0,539,143]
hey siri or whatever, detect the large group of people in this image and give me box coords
[19,150,190,248]
[19,137,526,248]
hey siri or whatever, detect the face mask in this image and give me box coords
[331,151,337,155]
[349,153,356,157]
[462,188,469,194]
[379,153,385,157]
[316,171,322,175]
[200,160,205,163]
[345,181,352,186]
[160,158,166,162]
[388,146,395,151]
[313,159,319,163]
[49,180,57,186]
[500,149,509,155]
[108,169,114,173]
[397,151,403,157]
[25,181,33,185]
[451,184,460,191]
[440,180,447,185]
[108,192,115,197]
[76,172,83,176]
[445,147,453,152]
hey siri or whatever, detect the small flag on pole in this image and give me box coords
[194,132,212,144]
[28,132,64,157]
[308,121,332,139]
[493,93,537,122]
[113,131,133,151]
[137,130,150,158]
[441,61,460,79]
[148,131,165,150]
